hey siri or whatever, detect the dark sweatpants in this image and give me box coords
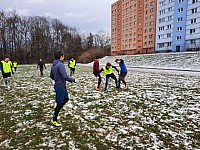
[105,73,118,90]
[93,73,102,88]
[118,72,127,87]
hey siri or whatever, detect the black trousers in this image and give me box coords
[118,72,127,87]
[93,73,102,88]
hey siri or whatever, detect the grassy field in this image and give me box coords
[0,64,199,149]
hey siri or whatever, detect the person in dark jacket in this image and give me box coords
[93,56,102,91]
[50,50,75,127]
[99,62,119,92]
[115,59,128,89]
[37,59,46,76]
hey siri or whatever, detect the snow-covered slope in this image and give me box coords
[97,51,200,71]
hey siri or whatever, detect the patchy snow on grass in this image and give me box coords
[0,52,200,149]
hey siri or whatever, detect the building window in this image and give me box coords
[177,27,182,31]
[191,39,196,44]
[149,28,154,32]
[192,0,198,4]
[177,17,183,22]
[167,42,172,46]
[176,36,182,40]
[178,8,183,13]
[191,18,197,24]
[160,1,165,6]
[178,0,183,3]
[168,16,172,21]
[150,1,155,6]
[191,8,198,14]
[150,8,154,13]
[190,29,195,34]
[167,24,172,29]
[159,26,165,31]
[149,21,154,26]
[168,7,173,12]
[159,43,164,48]
[150,15,154,19]
[167,33,172,37]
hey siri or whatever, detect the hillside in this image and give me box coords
[97,52,200,71]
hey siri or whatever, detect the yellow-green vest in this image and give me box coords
[1,60,12,73]
[103,66,113,75]
[69,60,76,68]
[13,62,17,67]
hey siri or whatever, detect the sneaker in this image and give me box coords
[50,119,61,127]
[101,89,107,93]
[51,111,61,121]
[96,87,101,91]
[99,86,103,88]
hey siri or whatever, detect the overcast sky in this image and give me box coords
[0,0,117,33]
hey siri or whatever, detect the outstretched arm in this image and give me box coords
[112,66,119,74]
[99,68,104,74]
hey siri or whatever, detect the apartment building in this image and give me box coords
[186,0,200,50]
[111,0,157,56]
[156,0,200,52]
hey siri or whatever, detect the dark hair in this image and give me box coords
[54,50,64,59]
[96,56,100,59]
[115,59,120,62]
[106,62,111,67]
[4,55,10,59]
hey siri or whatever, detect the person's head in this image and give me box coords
[39,59,42,61]
[115,59,121,64]
[54,50,64,61]
[4,55,10,62]
[95,56,100,62]
[71,58,74,60]
[106,62,112,68]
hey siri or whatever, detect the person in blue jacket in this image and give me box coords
[115,59,128,89]
[50,50,75,127]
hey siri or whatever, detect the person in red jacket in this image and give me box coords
[93,56,102,91]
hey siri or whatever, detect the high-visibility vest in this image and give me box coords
[1,60,12,73]
[103,66,113,75]
[13,62,17,67]
[69,60,76,68]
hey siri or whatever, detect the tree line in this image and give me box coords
[0,10,110,64]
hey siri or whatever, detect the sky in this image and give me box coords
[0,0,117,33]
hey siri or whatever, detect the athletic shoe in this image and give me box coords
[96,87,101,91]
[99,86,103,88]
[51,111,61,121]
[50,119,61,127]
[102,89,107,93]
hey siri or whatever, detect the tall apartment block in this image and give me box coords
[111,0,157,56]
[156,0,200,52]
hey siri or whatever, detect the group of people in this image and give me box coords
[1,51,127,127]
[93,56,128,92]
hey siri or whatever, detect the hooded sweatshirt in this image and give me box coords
[119,59,127,73]
[50,60,74,86]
